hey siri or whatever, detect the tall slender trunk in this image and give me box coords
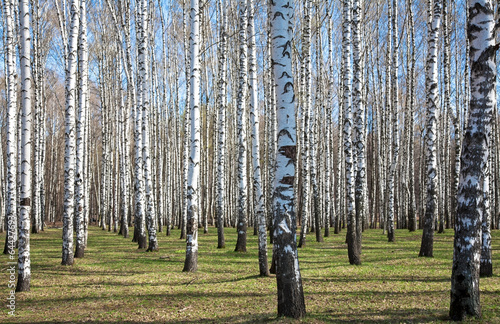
[3,0,18,256]
[216,0,227,249]
[183,0,201,272]
[248,0,268,276]
[134,0,147,249]
[75,0,88,258]
[299,0,311,248]
[343,0,359,265]
[450,1,495,319]
[419,0,441,257]
[387,0,399,242]
[16,0,32,291]
[234,0,249,253]
[271,0,306,318]
[407,0,417,232]
[138,0,158,253]
[62,0,80,266]
[353,0,364,253]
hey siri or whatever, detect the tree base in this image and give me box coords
[15,274,30,292]
[183,251,198,272]
[61,254,74,266]
[137,235,147,249]
[146,242,159,252]
[74,245,85,258]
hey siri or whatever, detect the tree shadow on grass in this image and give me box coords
[311,307,450,323]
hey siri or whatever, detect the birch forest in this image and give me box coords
[0,0,499,321]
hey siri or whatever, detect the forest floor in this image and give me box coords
[0,225,498,323]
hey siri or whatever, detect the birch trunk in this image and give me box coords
[183,0,201,272]
[419,0,441,257]
[75,0,88,258]
[16,0,32,291]
[216,0,227,249]
[134,0,147,249]
[353,0,364,253]
[387,0,399,242]
[298,0,311,248]
[248,0,268,276]
[234,0,249,253]
[271,0,306,317]
[62,0,80,266]
[3,0,18,256]
[450,1,495,319]
[138,0,158,252]
[343,0,359,265]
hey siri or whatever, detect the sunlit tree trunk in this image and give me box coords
[450,1,495,319]
[137,0,158,252]
[75,0,88,258]
[248,0,268,276]
[271,0,306,318]
[183,0,201,272]
[343,0,359,265]
[16,0,32,292]
[3,0,18,256]
[352,0,364,253]
[419,0,441,257]
[387,0,399,242]
[134,0,147,249]
[407,0,417,232]
[62,0,80,266]
[298,0,311,248]
[216,0,227,249]
[234,0,249,253]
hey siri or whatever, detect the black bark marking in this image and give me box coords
[278,145,296,161]
[20,198,30,206]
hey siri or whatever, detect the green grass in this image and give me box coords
[0,226,498,323]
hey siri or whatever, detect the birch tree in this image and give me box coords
[298,0,311,248]
[75,0,88,258]
[138,0,158,252]
[248,0,268,276]
[235,0,249,253]
[183,0,201,272]
[134,0,147,249]
[419,0,441,257]
[352,0,364,253]
[62,0,80,266]
[450,0,495,319]
[343,0,360,265]
[3,0,18,256]
[216,0,227,249]
[271,0,306,318]
[387,0,399,242]
[16,0,32,292]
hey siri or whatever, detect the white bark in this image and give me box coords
[419,0,441,257]
[450,1,495,319]
[3,0,18,256]
[137,0,158,252]
[216,0,227,249]
[235,0,248,252]
[75,0,88,258]
[248,0,268,276]
[16,0,32,292]
[62,0,80,266]
[183,0,201,272]
[271,0,306,318]
[134,0,147,249]
[353,0,364,251]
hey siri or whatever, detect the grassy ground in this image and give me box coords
[0,225,498,323]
